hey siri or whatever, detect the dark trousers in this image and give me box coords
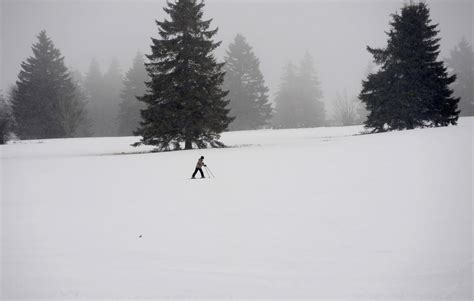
[192,168,204,178]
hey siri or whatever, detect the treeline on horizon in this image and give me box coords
[0,0,472,147]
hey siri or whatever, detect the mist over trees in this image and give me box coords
[83,59,104,136]
[2,0,469,144]
[273,62,296,128]
[360,2,459,132]
[273,53,325,129]
[447,38,473,117]
[135,0,232,150]
[83,58,124,137]
[102,59,123,136]
[117,53,148,136]
[223,34,272,131]
[10,31,87,140]
[69,69,91,137]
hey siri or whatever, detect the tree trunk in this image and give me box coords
[185,139,192,149]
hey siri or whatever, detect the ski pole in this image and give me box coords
[205,166,215,178]
[204,166,211,178]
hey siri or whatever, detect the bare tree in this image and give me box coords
[333,91,359,126]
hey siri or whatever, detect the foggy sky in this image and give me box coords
[1,0,472,112]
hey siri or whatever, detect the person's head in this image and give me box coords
[200,156,204,159]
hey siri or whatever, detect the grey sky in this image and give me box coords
[1,0,472,111]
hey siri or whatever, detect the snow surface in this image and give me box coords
[1,119,473,300]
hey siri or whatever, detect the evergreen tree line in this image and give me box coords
[0,31,150,143]
[1,1,472,146]
[78,55,149,137]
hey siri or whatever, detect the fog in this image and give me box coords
[1,0,472,111]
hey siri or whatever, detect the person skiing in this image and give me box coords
[192,156,206,179]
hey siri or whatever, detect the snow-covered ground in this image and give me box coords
[1,119,472,300]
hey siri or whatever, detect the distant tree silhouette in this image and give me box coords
[447,38,473,116]
[118,53,148,136]
[84,58,123,137]
[223,34,272,130]
[273,62,298,128]
[273,53,325,129]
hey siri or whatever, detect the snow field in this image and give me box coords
[1,119,472,299]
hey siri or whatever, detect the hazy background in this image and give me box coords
[1,0,472,111]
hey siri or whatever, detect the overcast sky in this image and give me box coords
[1,0,472,110]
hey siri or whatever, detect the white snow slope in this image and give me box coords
[1,118,473,300]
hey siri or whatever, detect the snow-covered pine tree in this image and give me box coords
[135,0,232,150]
[223,34,272,131]
[11,30,86,139]
[447,38,473,117]
[117,53,148,136]
[273,62,298,129]
[360,2,459,132]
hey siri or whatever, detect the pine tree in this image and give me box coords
[69,69,91,137]
[136,0,232,150]
[101,59,123,136]
[447,38,473,116]
[354,62,374,124]
[273,62,298,128]
[84,59,122,137]
[0,91,13,144]
[296,52,325,127]
[84,58,104,136]
[273,54,325,129]
[360,2,459,132]
[223,34,272,130]
[118,53,148,136]
[11,30,86,139]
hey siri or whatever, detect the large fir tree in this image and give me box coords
[360,2,459,132]
[135,0,232,150]
[11,31,86,139]
[447,38,473,116]
[118,53,148,136]
[223,34,272,130]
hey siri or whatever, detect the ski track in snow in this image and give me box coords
[1,118,473,300]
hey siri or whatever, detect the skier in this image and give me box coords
[192,156,206,179]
